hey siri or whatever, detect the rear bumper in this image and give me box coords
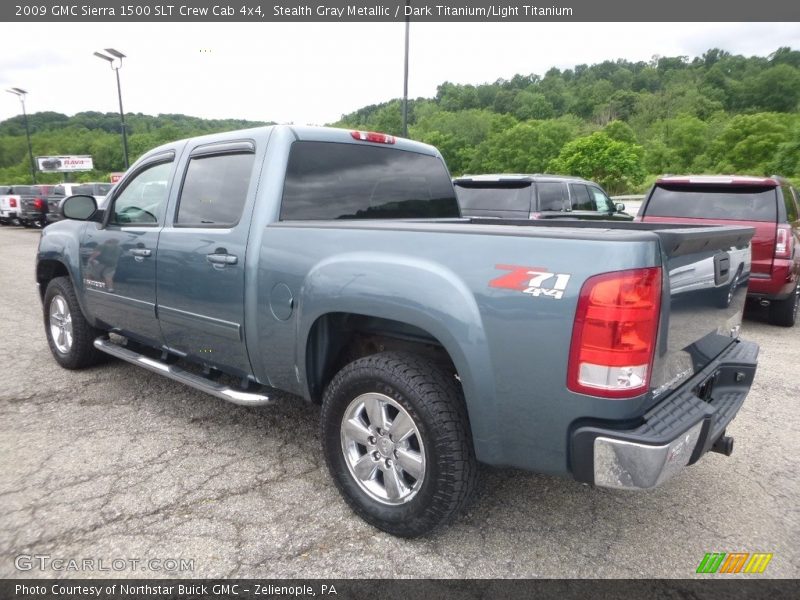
[570,339,759,490]
[748,261,797,300]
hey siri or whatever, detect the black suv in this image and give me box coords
[453,174,633,221]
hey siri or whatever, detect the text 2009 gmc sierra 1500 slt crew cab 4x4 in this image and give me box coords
[36,126,759,537]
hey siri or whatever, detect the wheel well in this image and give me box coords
[36,260,69,301]
[305,313,457,403]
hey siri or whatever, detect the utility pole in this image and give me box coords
[402,0,410,138]
[6,88,37,184]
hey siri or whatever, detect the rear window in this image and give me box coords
[0,187,10,194]
[13,186,35,195]
[280,141,459,221]
[455,182,531,213]
[646,185,778,222]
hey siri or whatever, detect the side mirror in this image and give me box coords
[615,203,626,213]
[61,195,98,221]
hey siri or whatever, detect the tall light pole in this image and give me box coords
[6,88,37,184]
[94,48,129,169]
[402,0,410,138]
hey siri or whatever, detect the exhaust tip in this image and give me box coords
[711,434,734,457]
[759,299,771,307]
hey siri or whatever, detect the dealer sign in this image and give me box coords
[36,155,94,172]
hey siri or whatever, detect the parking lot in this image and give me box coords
[0,225,797,579]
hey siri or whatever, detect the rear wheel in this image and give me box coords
[768,283,799,327]
[716,266,742,308]
[44,276,106,368]
[321,352,477,537]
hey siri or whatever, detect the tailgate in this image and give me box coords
[20,196,44,213]
[649,225,755,400]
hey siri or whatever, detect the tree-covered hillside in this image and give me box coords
[334,47,800,193]
[0,112,271,183]
[1,47,799,192]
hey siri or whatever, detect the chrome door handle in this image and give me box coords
[129,248,152,258]
[207,253,238,266]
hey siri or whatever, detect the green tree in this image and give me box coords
[548,132,646,194]
[707,113,793,174]
[470,117,581,174]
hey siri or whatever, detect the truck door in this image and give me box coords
[155,140,258,378]
[80,153,175,346]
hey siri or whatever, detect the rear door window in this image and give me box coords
[536,182,568,211]
[646,185,778,222]
[569,184,594,211]
[280,141,459,220]
[455,183,531,213]
[176,152,254,227]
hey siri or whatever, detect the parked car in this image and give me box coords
[38,126,758,536]
[40,158,62,170]
[453,174,634,221]
[46,182,114,225]
[637,175,800,326]
[6,184,52,228]
[0,186,21,225]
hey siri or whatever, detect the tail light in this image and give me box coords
[775,224,793,259]
[10,198,17,208]
[568,267,662,398]
[350,130,396,144]
[33,198,45,210]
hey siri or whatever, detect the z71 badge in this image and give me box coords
[489,264,571,300]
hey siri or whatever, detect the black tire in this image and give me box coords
[768,284,799,327]
[321,351,477,537]
[43,276,106,369]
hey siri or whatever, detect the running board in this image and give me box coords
[93,337,272,407]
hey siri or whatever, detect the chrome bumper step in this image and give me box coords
[93,337,272,407]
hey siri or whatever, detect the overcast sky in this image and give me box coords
[1,22,798,126]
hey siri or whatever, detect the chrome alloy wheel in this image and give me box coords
[49,294,73,354]
[340,392,426,505]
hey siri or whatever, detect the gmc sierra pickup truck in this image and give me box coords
[37,126,759,536]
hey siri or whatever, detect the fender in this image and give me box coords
[36,220,102,327]
[296,251,504,464]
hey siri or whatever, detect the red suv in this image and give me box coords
[638,175,800,326]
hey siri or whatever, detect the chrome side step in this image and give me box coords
[93,337,272,407]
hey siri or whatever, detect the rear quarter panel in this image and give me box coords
[251,222,662,474]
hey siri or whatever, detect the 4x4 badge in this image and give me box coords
[489,265,571,300]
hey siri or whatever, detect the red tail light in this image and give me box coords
[568,267,662,398]
[775,224,793,259]
[33,198,45,210]
[9,198,17,208]
[350,130,396,144]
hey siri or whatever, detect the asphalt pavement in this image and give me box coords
[0,226,797,578]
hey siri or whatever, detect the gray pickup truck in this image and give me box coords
[37,126,759,536]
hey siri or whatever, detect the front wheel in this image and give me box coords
[321,352,477,537]
[768,283,799,327]
[43,276,106,369]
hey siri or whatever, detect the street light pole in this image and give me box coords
[94,48,129,170]
[402,0,410,138]
[6,88,37,184]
